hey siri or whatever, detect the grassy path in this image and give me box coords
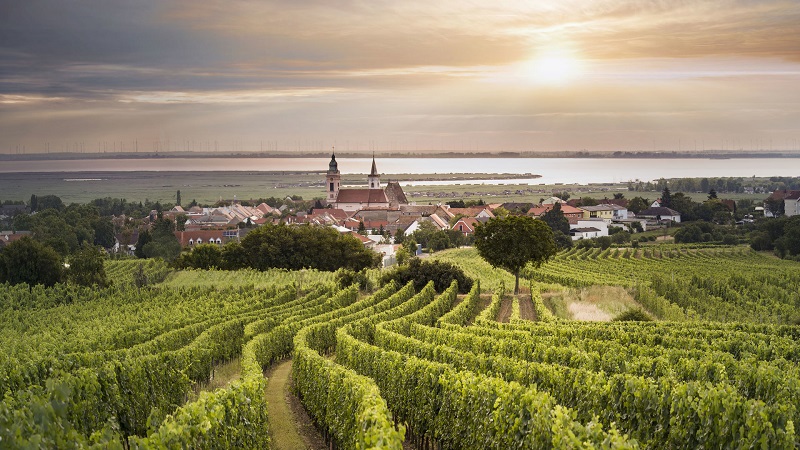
[265,360,316,450]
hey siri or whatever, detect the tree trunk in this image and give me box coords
[514,271,520,295]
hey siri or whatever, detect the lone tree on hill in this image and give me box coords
[474,216,557,294]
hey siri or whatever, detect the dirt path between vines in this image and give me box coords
[518,295,536,321]
[265,360,326,450]
[496,296,512,323]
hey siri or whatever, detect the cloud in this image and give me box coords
[1,0,799,152]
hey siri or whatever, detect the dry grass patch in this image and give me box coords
[547,286,646,322]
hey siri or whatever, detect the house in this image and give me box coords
[571,227,603,240]
[541,197,567,205]
[637,207,681,223]
[0,230,32,248]
[569,220,609,240]
[332,226,375,249]
[786,192,800,217]
[611,218,648,232]
[771,191,800,217]
[113,230,139,255]
[374,243,401,267]
[528,204,584,224]
[255,203,276,216]
[404,215,448,236]
[448,207,494,219]
[174,229,240,247]
[579,204,629,221]
[452,217,480,236]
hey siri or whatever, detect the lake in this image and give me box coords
[1,157,798,185]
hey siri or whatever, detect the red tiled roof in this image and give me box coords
[453,217,480,233]
[1,232,31,244]
[528,204,583,216]
[767,190,800,201]
[336,189,389,204]
[313,208,348,220]
[174,230,228,247]
[449,207,490,217]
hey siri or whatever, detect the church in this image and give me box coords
[326,152,408,212]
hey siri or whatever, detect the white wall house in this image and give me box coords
[569,220,609,241]
[785,193,800,217]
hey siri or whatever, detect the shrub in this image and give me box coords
[336,268,374,292]
[380,258,473,293]
[612,308,654,322]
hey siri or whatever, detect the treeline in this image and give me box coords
[750,216,800,260]
[628,177,800,194]
[0,238,108,288]
[10,203,115,254]
[175,224,381,272]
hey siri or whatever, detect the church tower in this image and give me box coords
[326,149,341,203]
[368,153,380,189]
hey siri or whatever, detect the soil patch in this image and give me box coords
[496,296,512,323]
[518,296,536,321]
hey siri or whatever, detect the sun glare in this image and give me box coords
[520,45,585,85]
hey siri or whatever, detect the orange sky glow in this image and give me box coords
[1,0,799,153]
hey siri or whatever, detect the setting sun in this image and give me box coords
[522,45,585,85]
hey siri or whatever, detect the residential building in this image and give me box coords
[579,204,629,221]
[528,204,584,224]
[452,217,480,236]
[637,207,681,223]
[174,229,240,247]
[569,220,609,240]
[786,192,800,217]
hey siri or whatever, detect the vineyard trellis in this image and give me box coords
[1,244,799,448]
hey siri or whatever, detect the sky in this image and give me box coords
[1,0,800,154]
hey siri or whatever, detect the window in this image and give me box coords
[330,182,334,191]
[216,238,222,244]
[189,239,194,245]
[197,238,202,244]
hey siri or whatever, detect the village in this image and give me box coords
[94,153,693,266]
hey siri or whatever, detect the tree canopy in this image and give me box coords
[380,258,473,294]
[67,243,109,287]
[473,216,557,294]
[540,202,570,235]
[0,237,63,287]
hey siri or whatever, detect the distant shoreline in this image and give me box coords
[1,150,799,161]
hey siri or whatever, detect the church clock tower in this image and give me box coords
[326,149,341,203]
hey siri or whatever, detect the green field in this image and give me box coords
[2,246,799,448]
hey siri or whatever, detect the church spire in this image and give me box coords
[370,152,378,177]
[368,152,380,189]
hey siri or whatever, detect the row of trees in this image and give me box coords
[10,204,115,256]
[627,177,800,194]
[0,238,108,288]
[750,216,800,259]
[175,224,381,272]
